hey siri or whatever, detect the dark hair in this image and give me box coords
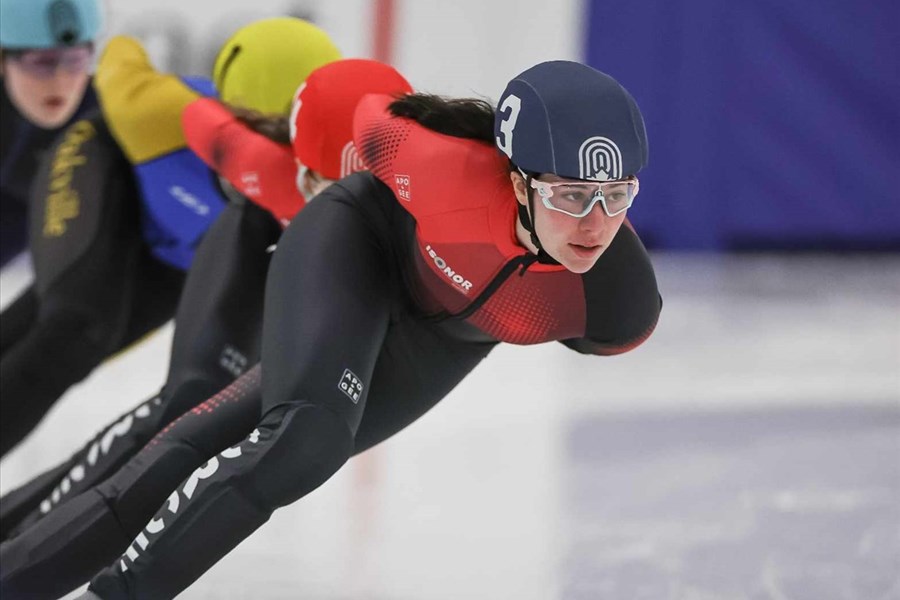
[225,104,291,146]
[388,93,495,144]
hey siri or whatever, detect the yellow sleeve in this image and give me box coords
[94,36,200,163]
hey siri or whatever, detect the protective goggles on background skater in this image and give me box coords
[6,44,93,79]
[523,170,639,218]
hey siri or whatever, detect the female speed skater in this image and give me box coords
[81,59,661,598]
[5,60,661,599]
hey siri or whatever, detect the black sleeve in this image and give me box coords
[561,224,661,355]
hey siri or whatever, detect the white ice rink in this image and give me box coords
[1,253,898,600]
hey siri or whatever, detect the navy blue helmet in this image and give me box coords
[494,61,648,181]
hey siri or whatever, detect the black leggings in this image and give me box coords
[0,174,499,598]
[0,366,265,599]
[0,195,280,539]
[91,176,498,599]
[0,116,185,458]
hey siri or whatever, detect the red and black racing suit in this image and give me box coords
[0,94,661,599]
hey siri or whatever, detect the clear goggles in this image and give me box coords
[7,44,93,79]
[524,170,639,218]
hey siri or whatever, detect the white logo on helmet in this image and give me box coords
[288,83,306,143]
[578,136,623,181]
[340,141,365,178]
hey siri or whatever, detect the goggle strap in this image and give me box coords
[521,174,559,266]
[518,200,541,246]
[521,174,541,247]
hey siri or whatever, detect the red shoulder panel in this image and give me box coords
[183,98,306,224]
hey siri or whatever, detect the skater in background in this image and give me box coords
[0,58,413,599]
[1,0,101,267]
[70,60,659,598]
[0,18,339,458]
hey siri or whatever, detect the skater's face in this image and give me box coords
[1,44,93,129]
[511,170,632,273]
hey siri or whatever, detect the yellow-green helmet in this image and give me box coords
[212,17,341,116]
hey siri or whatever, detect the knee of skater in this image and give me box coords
[253,404,355,507]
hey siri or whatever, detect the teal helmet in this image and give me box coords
[0,0,102,49]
